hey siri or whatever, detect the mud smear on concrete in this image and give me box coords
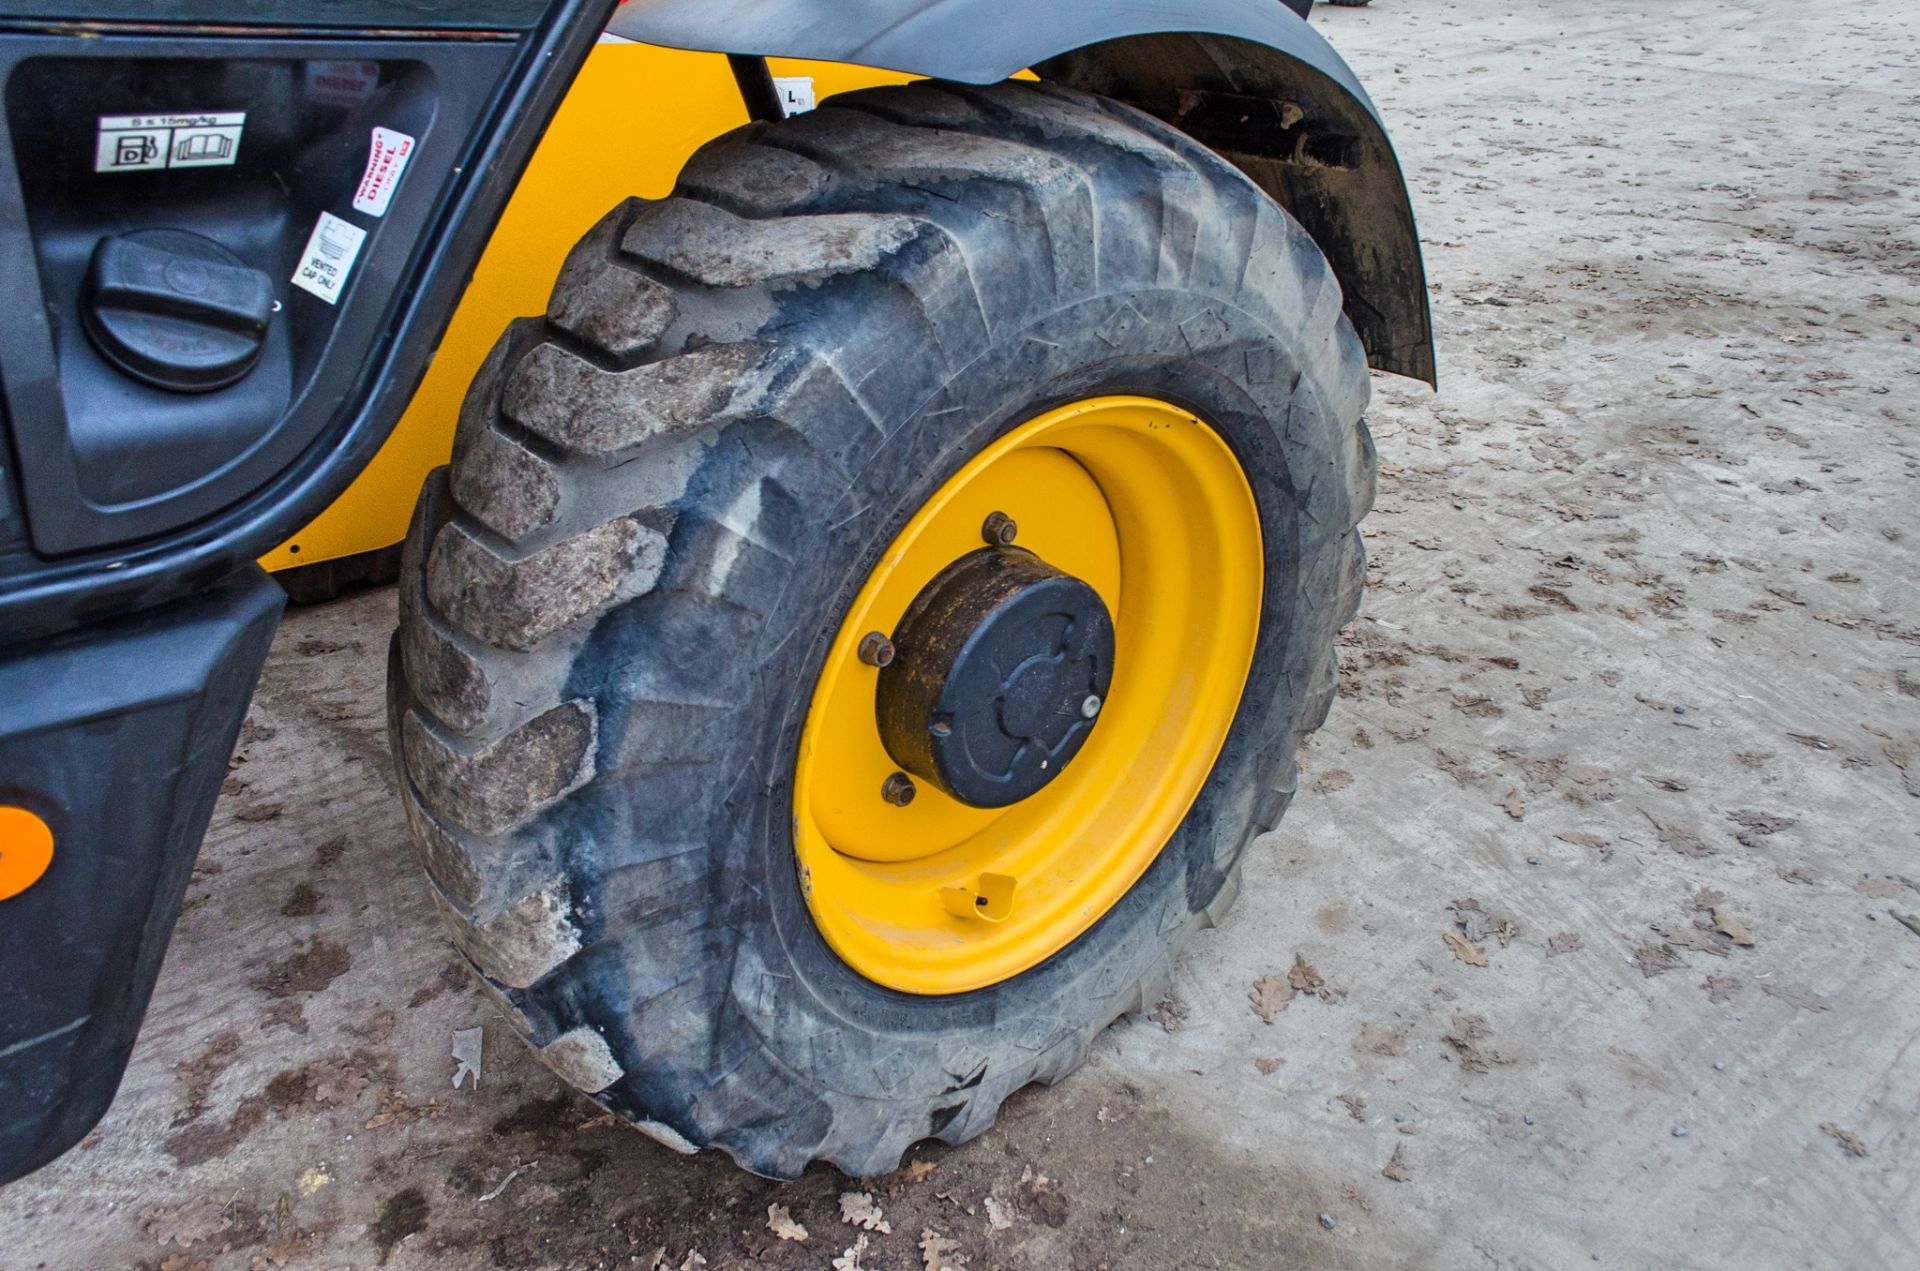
[251,939,353,997]
[406,1069,1392,1270]
[371,1187,431,1263]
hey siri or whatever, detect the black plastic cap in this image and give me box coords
[80,228,274,393]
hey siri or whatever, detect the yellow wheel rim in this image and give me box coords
[792,395,1263,993]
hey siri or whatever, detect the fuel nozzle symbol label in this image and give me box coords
[95,111,245,173]
[97,124,167,172]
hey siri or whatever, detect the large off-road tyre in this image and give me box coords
[388,80,1373,1177]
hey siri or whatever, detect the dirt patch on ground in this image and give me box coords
[251,940,353,997]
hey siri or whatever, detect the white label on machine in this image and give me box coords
[291,211,367,304]
[95,111,245,173]
[352,126,415,217]
[304,60,381,108]
[773,76,817,115]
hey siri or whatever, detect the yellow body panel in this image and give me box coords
[261,43,912,573]
[792,397,1265,995]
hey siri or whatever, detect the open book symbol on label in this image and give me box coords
[174,132,233,163]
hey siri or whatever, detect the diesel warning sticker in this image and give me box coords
[95,111,245,173]
[351,126,415,218]
[291,211,367,305]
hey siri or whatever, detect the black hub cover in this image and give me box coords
[876,547,1115,808]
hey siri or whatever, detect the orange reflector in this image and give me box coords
[0,806,55,901]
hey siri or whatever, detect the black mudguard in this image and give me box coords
[611,0,1434,384]
[0,568,282,1185]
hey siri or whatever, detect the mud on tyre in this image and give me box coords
[389,79,1374,1177]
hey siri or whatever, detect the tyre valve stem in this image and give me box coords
[940,872,1017,922]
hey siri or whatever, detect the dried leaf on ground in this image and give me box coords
[767,1204,808,1242]
[142,1199,233,1250]
[1499,787,1526,820]
[248,1231,317,1270]
[1148,994,1191,1033]
[1336,1093,1367,1121]
[1249,974,1294,1023]
[1820,1123,1867,1158]
[1381,1144,1413,1182]
[1760,982,1830,1012]
[897,1160,938,1185]
[1726,809,1797,849]
[1443,1013,1506,1072]
[305,1059,371,1107]
[347,1009,396,1043]
[1646,815,1714,859]
[983,1195,1014,1231]
[1019,1165,1070,1227]
[1288,954,1326,994]
[832,1234,870,1271]
[1546,931,1583,956]
[920,1228,967,1271]
[1651,919,1730,957]
[363,1087,449,1131]
[1355,1024,1409,1056]
[1633,943,1682,977]
[1451,898,1519,947]
[1853,876,1916,899]
[1443,930,1489,967]
[1254,1056,1284,1075]
[1556,831,1612,853]
[1701,975,1741,1004]
[839,1192,892,1234]
[1312,769,1354,794]
[1711,909,1756,946]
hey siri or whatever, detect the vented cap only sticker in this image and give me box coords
[352,126,415,218]
[291,211,367,305]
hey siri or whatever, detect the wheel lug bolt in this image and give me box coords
[882,772,917,806]
[858,631,896,667]
[1081,694,1103,719]
[981,511,1018,547]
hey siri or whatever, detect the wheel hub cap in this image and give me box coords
[877,547,1115,808]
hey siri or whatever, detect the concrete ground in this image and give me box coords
[6,0,1918,1266]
